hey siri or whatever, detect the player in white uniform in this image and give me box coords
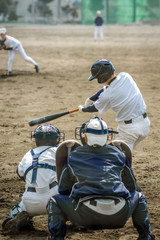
[2,123,65,233]
[0,27,39,75]
[78,59,150,151]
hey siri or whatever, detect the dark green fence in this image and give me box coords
[81,0,160,24]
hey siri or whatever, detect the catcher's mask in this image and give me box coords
[75,115,108,147]
[88,59,115,84]
[31,123,65,147]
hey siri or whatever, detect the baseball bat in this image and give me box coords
[28,108,79,126]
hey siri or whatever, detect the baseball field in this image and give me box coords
[0,22,160,240]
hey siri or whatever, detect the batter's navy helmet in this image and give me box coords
[88,59,115,84]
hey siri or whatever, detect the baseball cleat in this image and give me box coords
[3,211,30,232]
[35,65,39,72]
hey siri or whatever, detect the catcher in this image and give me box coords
[78,59,150,151]
[0,27,39,76]
[47,116,156,240]
[2,123,65,233]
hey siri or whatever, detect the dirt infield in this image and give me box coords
[0,23,160,240]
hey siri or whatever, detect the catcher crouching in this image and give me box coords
[2,123,65,233]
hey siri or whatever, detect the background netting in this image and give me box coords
[81,0,160,24]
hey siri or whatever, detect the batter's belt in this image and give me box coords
[124,112,147,124]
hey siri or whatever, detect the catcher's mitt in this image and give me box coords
[109,140,132,166]
[56,140,81,182]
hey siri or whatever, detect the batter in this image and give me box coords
[78,59,150,151]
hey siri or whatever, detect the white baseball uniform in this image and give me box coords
[4,35,38,73]
[94,72,150,151]
[94,26,104,40]
[17,146,58,216]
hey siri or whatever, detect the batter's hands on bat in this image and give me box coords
[85,97,94,107]
[78,105,84,112]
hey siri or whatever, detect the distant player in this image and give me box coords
[0,27,39,76]
[94,10,104,41]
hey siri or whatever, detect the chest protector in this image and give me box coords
[24,147,56,184]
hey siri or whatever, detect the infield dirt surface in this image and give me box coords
[0,22,160,240]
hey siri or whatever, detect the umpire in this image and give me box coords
[47,116,156,240]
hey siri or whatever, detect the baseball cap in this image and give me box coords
[0,28,7,35]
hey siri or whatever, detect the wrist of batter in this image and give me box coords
[82,104,98,112]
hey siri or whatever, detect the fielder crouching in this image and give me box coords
[2,123,65,233]
[47,116,156,240]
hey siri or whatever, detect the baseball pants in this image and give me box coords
[5,185,58,231]
[18,185,58,216]
[94,26,104,40]
[47,192,151,239]
[116,115,150,151]
[8,43,38,72]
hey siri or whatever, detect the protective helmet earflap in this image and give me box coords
[84,135,88,144]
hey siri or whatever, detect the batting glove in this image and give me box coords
[84,97,94,107]
[78,105,84,112]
